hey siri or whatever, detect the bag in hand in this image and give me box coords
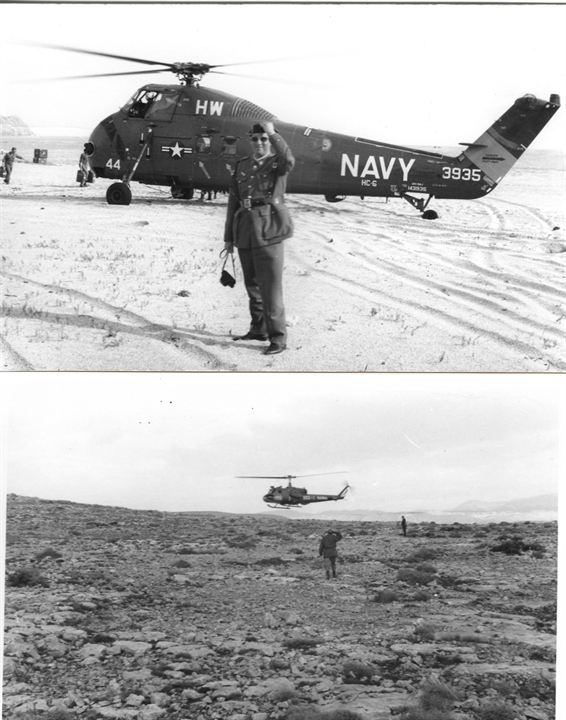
[220,251,236,288]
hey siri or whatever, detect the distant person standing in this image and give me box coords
[319,529,343,579]
[78,145,90,187]
[3,147,23,185]
[401,515,407,537]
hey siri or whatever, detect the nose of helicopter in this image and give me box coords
[85,117,116,177]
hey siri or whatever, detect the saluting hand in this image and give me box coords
[263,121,275,136]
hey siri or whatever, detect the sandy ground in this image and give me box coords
[1,160,565,371]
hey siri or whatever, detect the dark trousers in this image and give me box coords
[4,164,12,184]
[238,242,286,345]
[323,556,337,578]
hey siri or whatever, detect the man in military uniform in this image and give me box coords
[78,145,90,187]
[319,529,343,579]
[223,120,295,355]
[3,147,23,185]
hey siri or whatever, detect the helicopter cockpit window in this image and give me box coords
[126,90,159,119]
[145,90,180,121]
[196,136,212,154]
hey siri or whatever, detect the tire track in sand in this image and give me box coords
[0,270,232,370]
[289,202,566,369]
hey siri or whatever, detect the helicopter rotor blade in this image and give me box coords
[293,471,349,479]
[236,475,297,480]
[21,68,174,83]
[24,42,174,68]
[209,69,320,87]
[237,471,347,479]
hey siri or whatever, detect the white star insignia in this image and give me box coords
[170,142,183,158]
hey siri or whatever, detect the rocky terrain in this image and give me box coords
[3,495,557,720]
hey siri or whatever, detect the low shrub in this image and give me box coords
[172,559,192,568]
[287,708,364,720]
[397,568,436,586]
[414,623,437,641]
[342,660,376,684]
[412,590,432,602]
[399,709,454,720]
[283,637,320,650]
[435,631,490,643]
[7,566,49,587]
[436,574,462,588]
[35,547,63,561]
[477,701,516,720]
[271,685,298,702]
[254,557,287,566]
[224,534,257,550]
[415,562,437,574]
[420,680,457,711]
[490,536,529,555]
[406,548,437,563]
[373,589,399,603]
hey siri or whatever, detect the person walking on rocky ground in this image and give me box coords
[401,515,407,537]
[3,147,23,184]
[319,529,343,579]
[223,120,295,356]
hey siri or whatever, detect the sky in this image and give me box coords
[1,372,563,515]
[0,3,565,149]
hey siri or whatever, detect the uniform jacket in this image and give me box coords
[3,150,22,168]
[223,132,295,249]
[319,531,343,558]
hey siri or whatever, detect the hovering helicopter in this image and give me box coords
[36,44,559,216]
[237,472,350,509]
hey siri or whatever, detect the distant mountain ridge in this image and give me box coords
[284,493,558,523]
[1,116,34,137]
[452,494,557,513]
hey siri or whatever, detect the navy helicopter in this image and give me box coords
[36,44,559,216]
[237,472,349,509]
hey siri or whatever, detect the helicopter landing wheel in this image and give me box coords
[171,184,194,200]
[106,182,132,205]
[422,209,439,220]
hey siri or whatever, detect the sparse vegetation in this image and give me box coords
[4,496,557,720]
[287,708,364,720]
[283,637,320,650]
[372,589,399,603]
[397,568,436,586]
[35,547,63,561]
[420,680,458,711]
[406,548,437,563]
[7,565,49,587]
[476,701,517,720]
[414,623,437,641]
[223,534,257,549]
[342,660,376,684]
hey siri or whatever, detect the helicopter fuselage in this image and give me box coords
[86,83,560,206]
[262,484,348,507]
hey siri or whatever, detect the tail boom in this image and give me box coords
[457,93,560,198]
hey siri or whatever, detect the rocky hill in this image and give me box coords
[0,116,34,136]
[3,494,557,720]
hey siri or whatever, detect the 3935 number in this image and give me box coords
[442,167,481,181]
